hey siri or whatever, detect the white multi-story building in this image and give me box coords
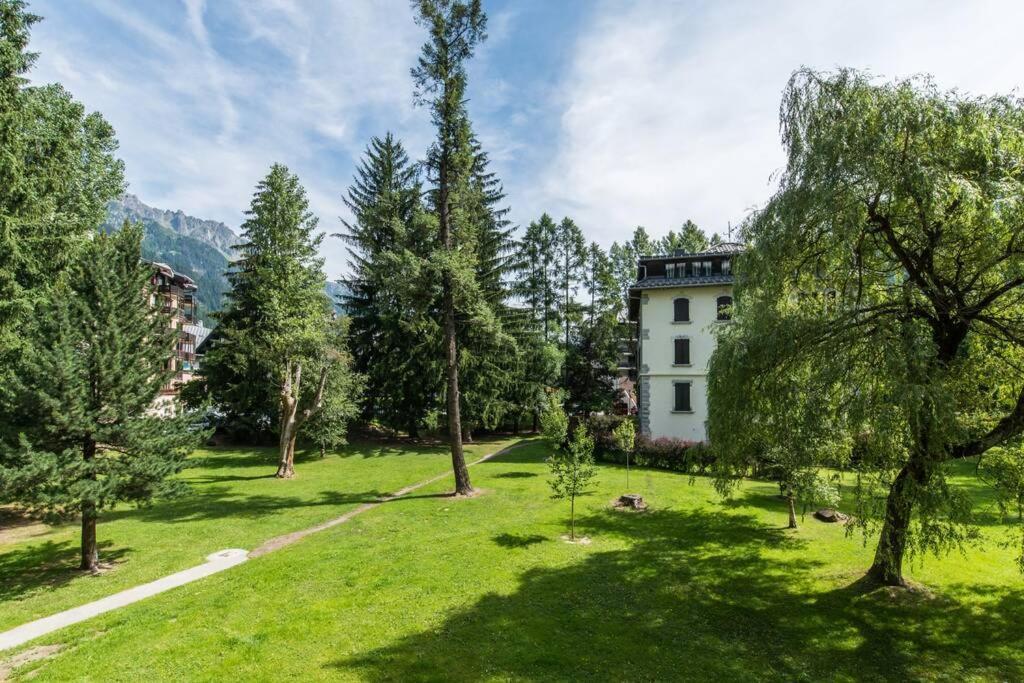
[627,243,743,441]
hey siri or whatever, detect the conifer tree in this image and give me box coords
[566,242,622,413]
[411,0,488,494]
[0,225,206,571]
[204,165,334,477]
[659,219,708,254]
[0,1,124,414]
[458,140,519,439]
[517,213,559,342]
[554,216,586,355]
[338,133,441,437]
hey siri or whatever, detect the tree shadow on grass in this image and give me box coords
[102,488,391,525]
[333,505,1024,682]
[492,471,538,479]
[0,540,129,603]
[493,533,547,549]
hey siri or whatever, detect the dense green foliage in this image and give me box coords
[709,68,1024,585]
[201,164,360,476]
[338,133,441,437]
[0,0,125,398]
[0,225,206,570]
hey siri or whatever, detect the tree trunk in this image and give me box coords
[438,92,472,497]
[532,411,539,433]
[80,437,99,571]
[787,489,798,530]
[867,463,918,586]
[462,424,473,443]
[408,418,419,440]
[80,503,99,571]
[570,495,576,540]
[276,360,329,479]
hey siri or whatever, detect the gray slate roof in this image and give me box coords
[629,274,734,290]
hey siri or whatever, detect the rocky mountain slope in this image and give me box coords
[104,195,346,319]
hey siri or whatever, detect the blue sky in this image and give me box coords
[28,0,1024,278]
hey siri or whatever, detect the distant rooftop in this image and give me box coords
[638,241,745,261]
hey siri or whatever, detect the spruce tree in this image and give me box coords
[458,140,519,439]
[0,224,206,571]
[566,242,621,413]
[516,213,559,342]
[411,0,488,494]
[203,164,334,477]
[337,133,441,438]
[554,216,586,356]
[0,1,124,415]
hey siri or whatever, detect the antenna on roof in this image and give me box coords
[727,221,733,241]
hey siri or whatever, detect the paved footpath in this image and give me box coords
[0,441,527,653]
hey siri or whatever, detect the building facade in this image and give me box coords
[148,263,210,413]
[627,243,742,441]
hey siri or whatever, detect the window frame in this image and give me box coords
[672,380,693,413]
[672,296,691,324]
[672,336,691,367]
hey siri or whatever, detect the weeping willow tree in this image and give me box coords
[708,68,1024,587]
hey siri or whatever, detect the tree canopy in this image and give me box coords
[709,68,1024,586]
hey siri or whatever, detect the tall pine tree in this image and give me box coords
[411,0,488,494]
[0,1,124,417]
[338,133,441,438]
[0,225,206,571]
[458,140,519,440]
[203,165,334,478]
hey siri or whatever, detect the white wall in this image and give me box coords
[639,284,732,441]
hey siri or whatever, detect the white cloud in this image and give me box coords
[28,0,428,278]
[539,0,1024,246]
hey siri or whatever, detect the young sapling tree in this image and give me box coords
[547,424,597,541]
[611,418,636,490]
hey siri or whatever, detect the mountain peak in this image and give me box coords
[106,194,238,259]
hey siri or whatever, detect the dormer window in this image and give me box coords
[673,297,690,322]
[666,262,676,278]
[722,258,731,275]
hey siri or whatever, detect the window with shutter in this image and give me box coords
[673,297,689,322]
[674,337,690,365]
[674,382,691,412]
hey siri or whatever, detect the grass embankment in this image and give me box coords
[4,442,1023,680]
[0,438,520,632]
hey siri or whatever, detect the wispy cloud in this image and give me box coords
[28,0,426,277]
[24,0,1024,277]
[535,0,1024,246]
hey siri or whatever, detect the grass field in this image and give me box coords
[3,439,1023,681]
[0,437,520,633]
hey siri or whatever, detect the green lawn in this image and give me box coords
[0,437,521,632]
[4,441,1023,681]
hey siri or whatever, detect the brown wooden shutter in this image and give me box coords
[674,383,691,411]
[673,298,689,322]
[674,338,690,365]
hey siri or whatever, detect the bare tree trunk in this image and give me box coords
[570,495,576,540]
[787,489,798,529]
[276,360,329,479]
[867,463,920,586]
[438,106,472,497]
[80,437,99,571]
[462,424,473,443]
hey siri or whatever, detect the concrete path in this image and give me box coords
[0,549,248,652]
[0,440,528,653]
